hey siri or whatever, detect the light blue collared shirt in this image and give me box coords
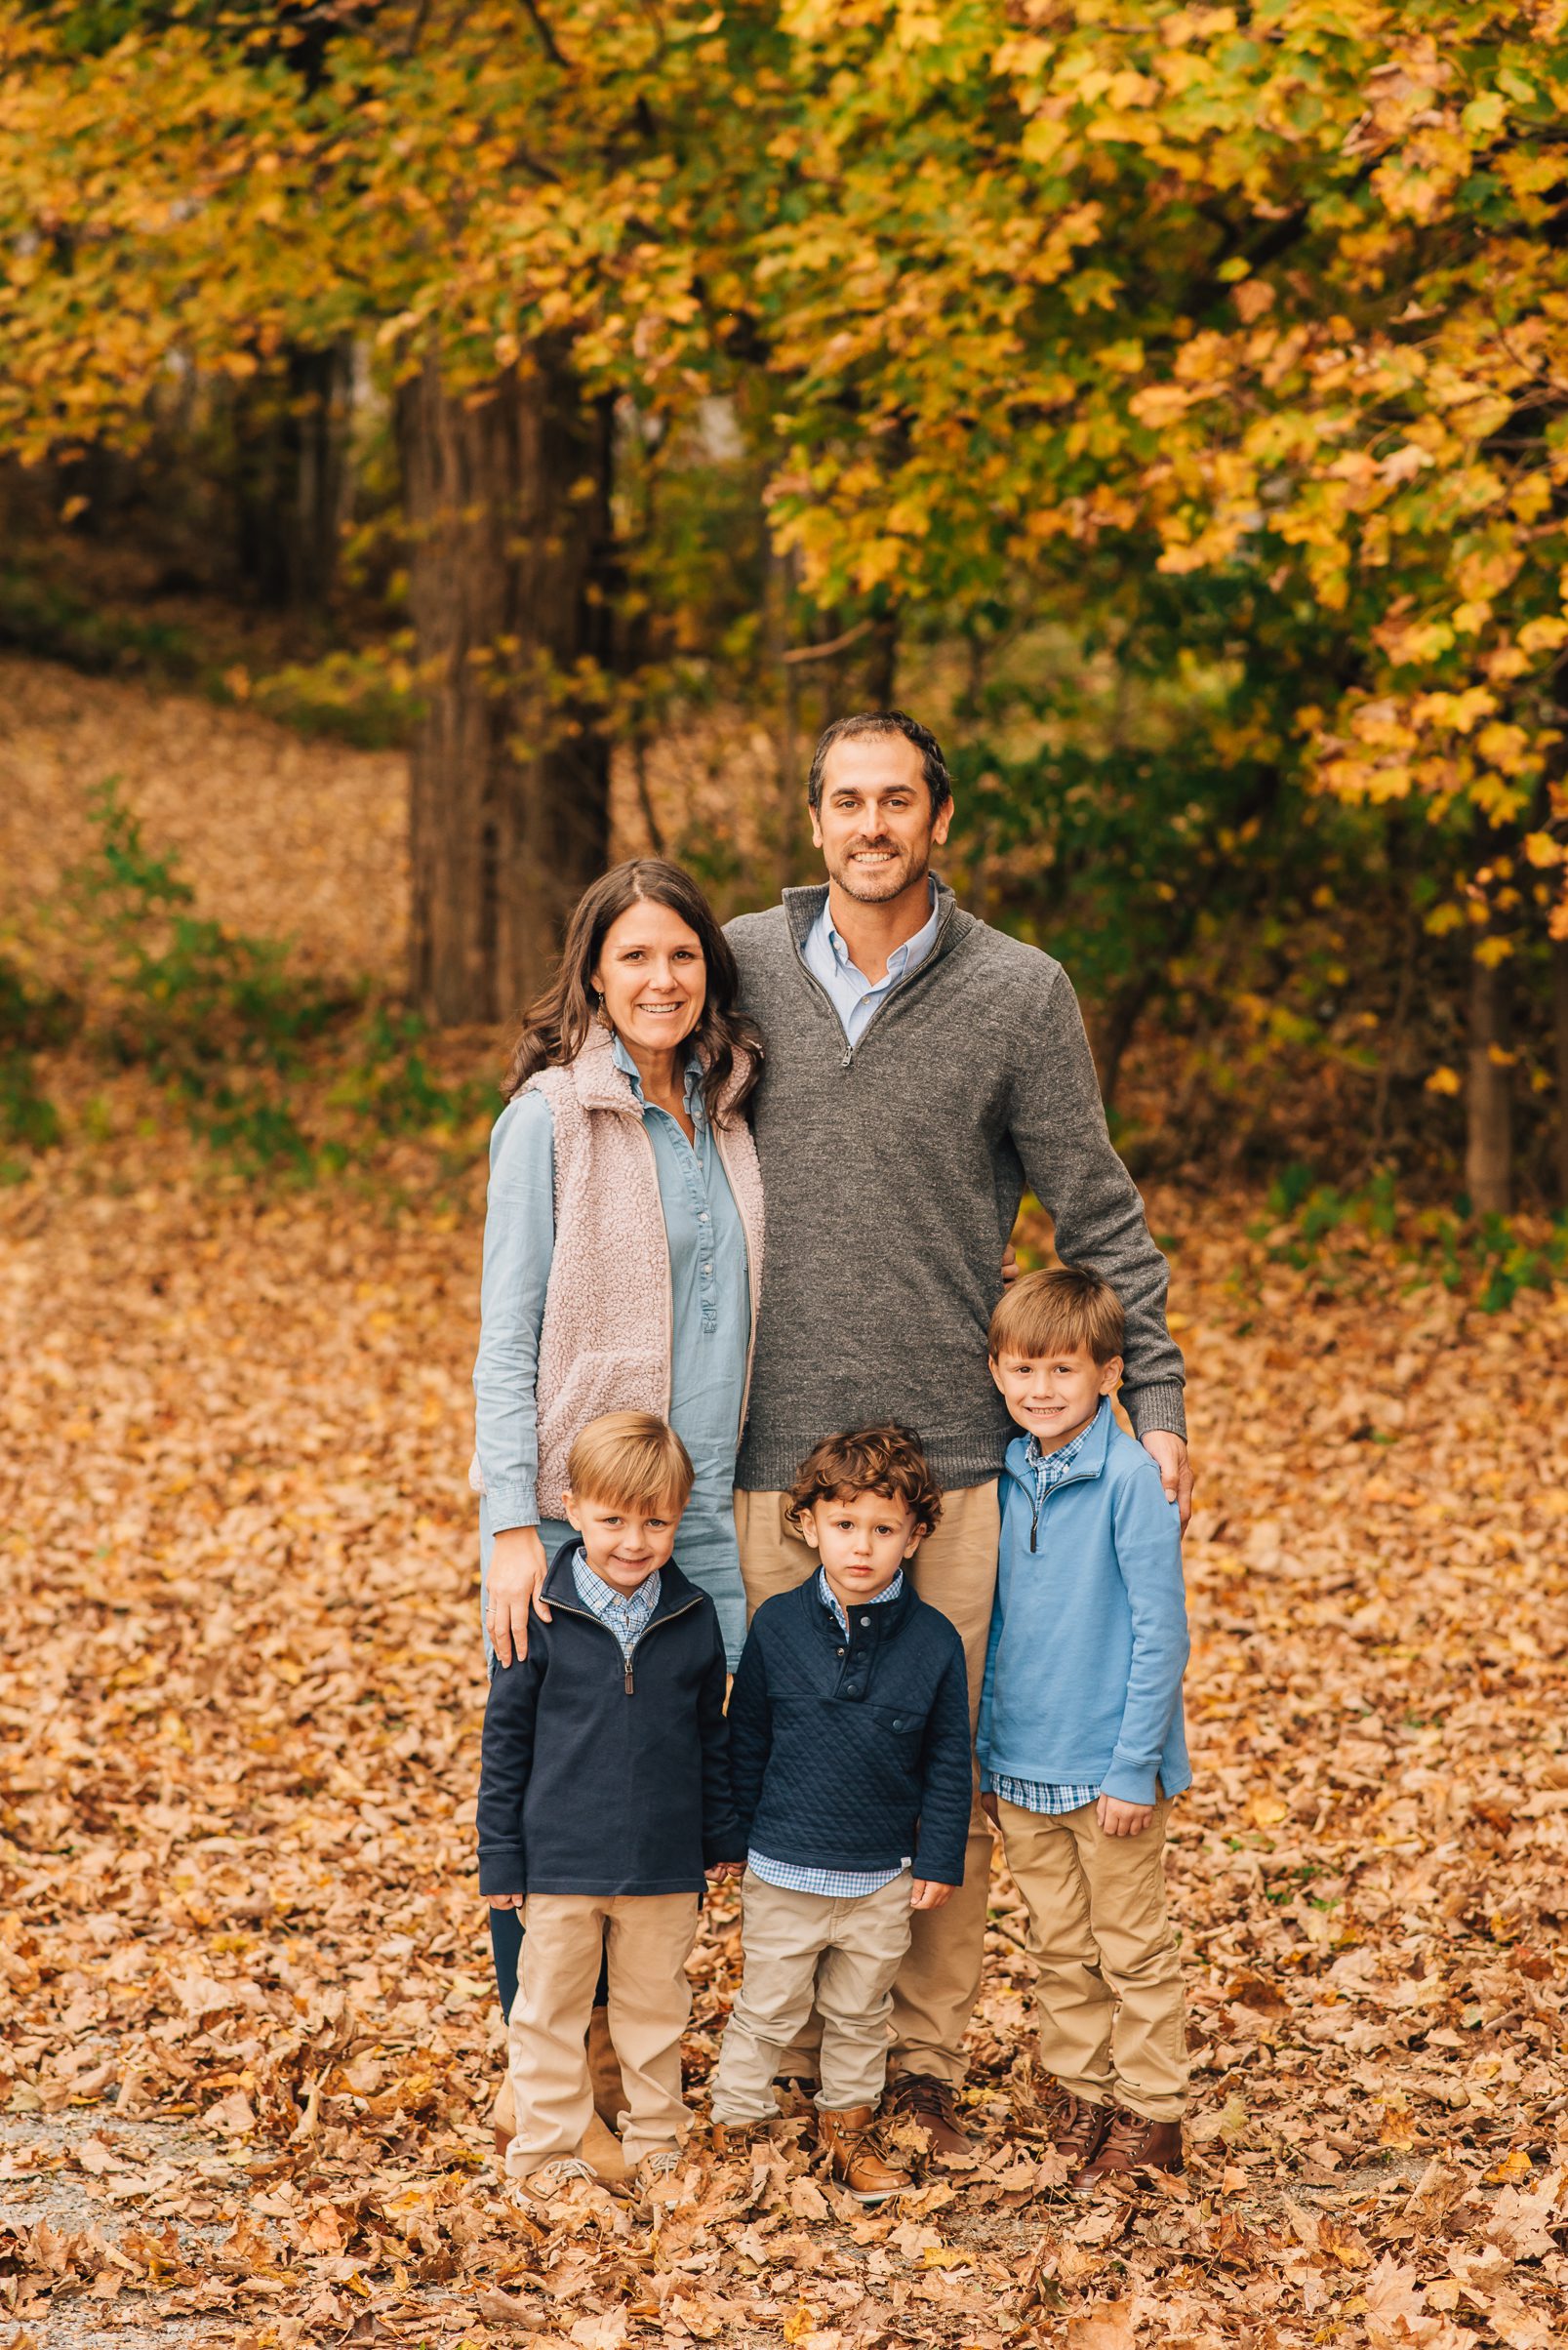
[801,882,942,1046]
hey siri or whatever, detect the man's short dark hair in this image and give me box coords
[806,709,954,815]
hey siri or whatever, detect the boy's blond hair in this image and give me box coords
[988,1265,1125,1367]
[565,1411,695,1512]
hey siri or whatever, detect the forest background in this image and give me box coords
[1,5,1566,2350]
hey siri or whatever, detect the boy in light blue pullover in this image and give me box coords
[977,1267,1190,2189]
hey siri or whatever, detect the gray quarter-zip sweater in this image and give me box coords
[725,880,1186,1493]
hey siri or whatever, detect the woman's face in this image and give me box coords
[591,899,707,1061]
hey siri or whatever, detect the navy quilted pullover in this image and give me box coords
[727,1575,972,1886]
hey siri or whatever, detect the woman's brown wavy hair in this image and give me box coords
[501,859,763,1125]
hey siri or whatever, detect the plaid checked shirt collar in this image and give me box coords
[817,1563,904,1636]
[571,1548,661,1662]
[1025,1398,1107,1502]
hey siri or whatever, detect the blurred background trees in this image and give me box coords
[2,0,1566,1209]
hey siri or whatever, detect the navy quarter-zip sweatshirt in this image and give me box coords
[477,1545,744,1896]
[727,1573,972,1886]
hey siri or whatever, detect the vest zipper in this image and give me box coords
[712,1122,762,1439]
[622,1110,675,1419]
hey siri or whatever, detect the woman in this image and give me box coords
[471,859,764,2117]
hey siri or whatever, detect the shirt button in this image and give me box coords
[860,1616,870,1627]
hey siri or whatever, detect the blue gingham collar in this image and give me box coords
[571,1545,662,1631]
[1025,1397,1110,1490]
[817,1562,905,1635]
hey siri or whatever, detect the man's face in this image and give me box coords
[811,735,951,905]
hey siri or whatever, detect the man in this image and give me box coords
[725,709,1191,2156]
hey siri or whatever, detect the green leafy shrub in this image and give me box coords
[247,649,419,750]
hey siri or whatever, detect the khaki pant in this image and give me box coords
[710,1868,913,2123]
[504,1891,700,2174]
[996,1795,1187,2123]
[734,1479,1000,2087]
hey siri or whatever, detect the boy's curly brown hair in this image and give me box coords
[785,1424,944,1540]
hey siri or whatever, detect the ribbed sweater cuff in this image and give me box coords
[1122,1382,1187,1443]
[478,1844,527,1896]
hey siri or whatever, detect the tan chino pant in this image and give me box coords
[996,1795,1188,2122]
[710,1868,913,2122]
[503,1891,700,2175]
[734,1479,1000,2088]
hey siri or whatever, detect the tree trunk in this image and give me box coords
[1553,933,1568,1209]
[865,605,898,709]
[233,340,353,610]
[1465,948,1512,1216]
[396,347,615,1027]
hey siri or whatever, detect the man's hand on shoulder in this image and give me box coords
[1140,1431,1193,1532]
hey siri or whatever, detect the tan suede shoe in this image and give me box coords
[818,2105,909,2204]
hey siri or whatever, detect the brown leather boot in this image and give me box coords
[817,2106,910,2204]
[1044,2089,1112,2169]
[1073,2107,1185,2187]
[882,2071,976,2160]
[711,2119,774,2157]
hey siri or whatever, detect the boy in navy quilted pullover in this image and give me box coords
[710,1426,971,2201]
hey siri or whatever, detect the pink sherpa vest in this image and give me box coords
[524,1028,765,1519]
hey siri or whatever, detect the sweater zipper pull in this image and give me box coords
[624,1657,634,1696]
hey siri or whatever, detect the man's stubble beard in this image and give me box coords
[828,838,932,906]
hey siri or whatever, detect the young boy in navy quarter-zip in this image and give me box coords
[977,1268,1191,2189]
[477,1412,743,2202]
[710,1426,972,2203]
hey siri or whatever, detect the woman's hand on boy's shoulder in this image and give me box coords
[909,1879,954,1910]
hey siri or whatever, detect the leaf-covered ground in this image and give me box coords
[2,663,1566,2347]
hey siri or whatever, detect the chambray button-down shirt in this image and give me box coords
[747,1569,911,1898]
[801,882,942,1046]
[982,1401,1106,1817]
[570,1547,661,1664]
